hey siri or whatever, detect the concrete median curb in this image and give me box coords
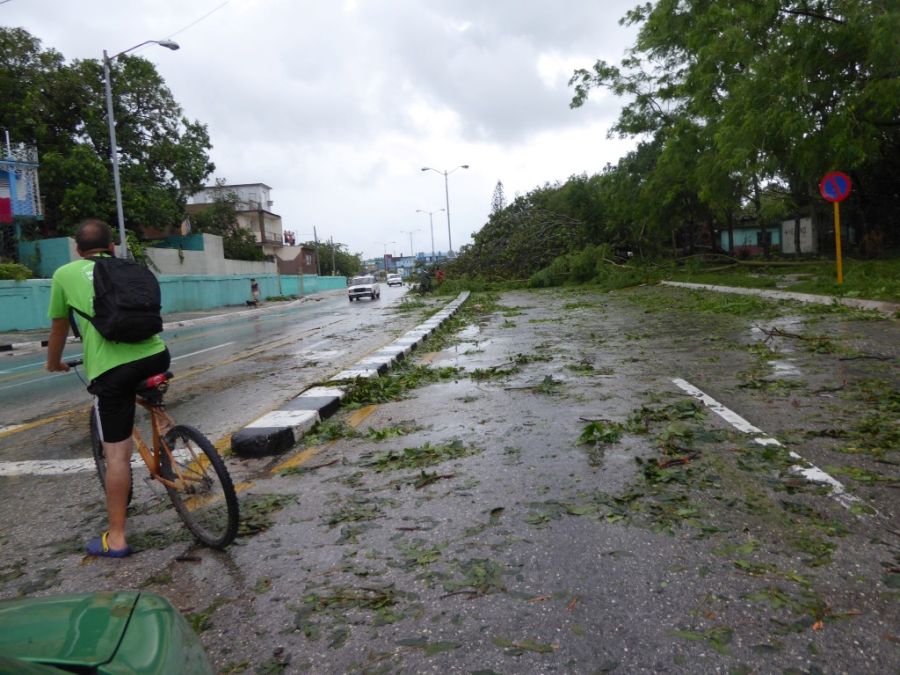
[231,291,470,458]
[660,281,900,316]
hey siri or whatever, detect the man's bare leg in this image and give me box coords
[102,438,132,550]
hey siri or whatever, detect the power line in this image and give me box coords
[167,0,236,40]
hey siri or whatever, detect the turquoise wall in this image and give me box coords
[0,274,348,331]
[158,274,281,312]
[720,227,782,250]
[18,238,75,278]
[152,234,206,251]
[280,275,347,296]
[0,278,53,332]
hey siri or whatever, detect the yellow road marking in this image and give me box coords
[271,446,323,473]
[234,480,254,494]
[267,404,379,476]
[0,408,85,440]
[347,405,378,428]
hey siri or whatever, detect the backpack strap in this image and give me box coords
[69,307,82,339]
[68,254,105,338]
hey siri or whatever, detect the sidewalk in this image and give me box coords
[0,291,343,354]
[660,281,900,316]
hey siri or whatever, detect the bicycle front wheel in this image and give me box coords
[160,425,239,549]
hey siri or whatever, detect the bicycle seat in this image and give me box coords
[136,371,174,396]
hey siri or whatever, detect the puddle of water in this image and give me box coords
[768,359,802,378]
[453,324,494,354]
[457,324,481,340]
[456,339,493,354]
[750,315,805,354]
[296,349,344,359]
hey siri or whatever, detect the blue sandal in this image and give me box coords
[85,531,133,558]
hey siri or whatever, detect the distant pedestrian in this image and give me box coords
[250,278,260,306]
[435,268,445,285]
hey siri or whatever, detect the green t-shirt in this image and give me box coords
[48,255,166,381]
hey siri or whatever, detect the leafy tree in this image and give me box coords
[450,183,587,280]
[300,240,362,277]
[1,27,215,238]
[190,185,263,261]
[569,0,900,253]
[490,180,506,215]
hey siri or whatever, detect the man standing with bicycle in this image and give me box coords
[45,219,170,558]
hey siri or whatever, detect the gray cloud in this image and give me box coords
[3,0,639,258]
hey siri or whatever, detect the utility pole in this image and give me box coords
[313,226,321,276]
[330,236,336,276]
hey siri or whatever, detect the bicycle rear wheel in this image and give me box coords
[88,409,133,505]
[160,425,239,549]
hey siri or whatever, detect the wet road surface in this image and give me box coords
[0,285,897,674]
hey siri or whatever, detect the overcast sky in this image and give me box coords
[4,0,639,260]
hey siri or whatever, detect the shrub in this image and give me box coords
[0,262,33,281]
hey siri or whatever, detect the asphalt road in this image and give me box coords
[0,285,424,464]
[0,285,897,674]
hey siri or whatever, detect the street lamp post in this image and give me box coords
[399,229,419,259]
[420,164,468,255]
[416,208,444,260]
[103,39,179,258]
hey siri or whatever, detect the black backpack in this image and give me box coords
[71,256,163,343]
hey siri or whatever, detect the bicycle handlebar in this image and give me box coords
[65,358,83,367]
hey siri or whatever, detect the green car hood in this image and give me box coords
[0,591,138,668]
[0,591,212,674]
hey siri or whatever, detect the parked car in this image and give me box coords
[348,275,380,301]
[386,274,403,287]
[0,591,214,674]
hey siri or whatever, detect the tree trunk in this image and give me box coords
[751,174,769,258]
[794,215,802,257]
[727,213,734,255]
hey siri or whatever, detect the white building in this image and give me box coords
[187,183,284,257]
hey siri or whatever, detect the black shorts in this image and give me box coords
[87,349,171,443]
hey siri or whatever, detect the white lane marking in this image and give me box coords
[671,378,763,434]
[172,341,235,361]
[0,362,51,375]
[671,377,860,510]
[0,448,193,477]
[0,372,70,392]
[0,424,25,435]
[0,352,84,380]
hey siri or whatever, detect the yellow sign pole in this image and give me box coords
[833,201,843,285]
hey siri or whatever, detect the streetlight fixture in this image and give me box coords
[420,164,468,255]
[103,39,180,258]
[399,229,419,259]
[416,208,444,260]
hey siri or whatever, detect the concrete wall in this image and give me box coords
[145,234,278,276]
[158,274,282,312]
[18,238,78,278]
[2,233,347,331]
[781,217,817,254]
[0,278,53,331]
[0,273,348,331]
[280,274,347,296]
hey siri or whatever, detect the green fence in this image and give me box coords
[0,274,348,331]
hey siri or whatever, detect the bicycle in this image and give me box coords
[67,359,239,549]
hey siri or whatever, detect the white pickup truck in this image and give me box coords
[348,275,381,301]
